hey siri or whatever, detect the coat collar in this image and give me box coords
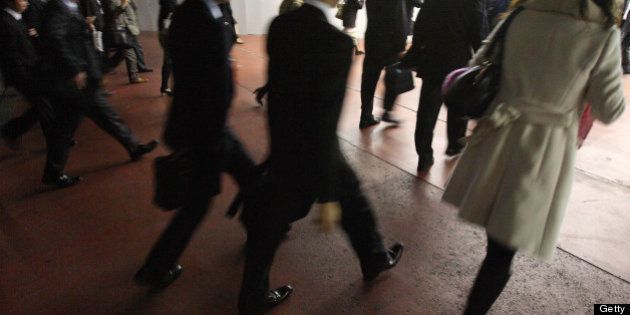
[523,0,621,24]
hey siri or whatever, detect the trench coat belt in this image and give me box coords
[467,99,577,146]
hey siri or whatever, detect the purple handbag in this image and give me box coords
[441,67,469,95]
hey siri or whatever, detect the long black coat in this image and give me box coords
[39,0,101,84]
[402,0,488,81]
[0,10,39,87]
[163,0,235,151]
[364,0,408,60]
[266,4,354,202]
[23,0,45,32]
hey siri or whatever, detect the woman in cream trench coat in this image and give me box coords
[442,0,626,313]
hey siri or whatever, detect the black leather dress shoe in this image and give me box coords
[417,156,434,173]
[134,264,183,290]
[381,112,401,125]
[445,145,464,157]
[239,285,293,314]
[363,243,404,281]
[359,116,381,129]
[130,140,159,161]
[42,174,82,188]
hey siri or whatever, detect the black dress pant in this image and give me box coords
[139,130,257,277]
[158,31,172,90]
[238,161,387,305]
[45,84,140,178]
[464,237,516,315]
[414,78,467,159]
[2,83,64,179]
[360,54,398,119]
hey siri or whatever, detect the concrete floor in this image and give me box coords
[0,34,629,314]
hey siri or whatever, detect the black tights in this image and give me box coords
[464,237,516,315]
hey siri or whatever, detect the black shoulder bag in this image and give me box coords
[443,7,524,119]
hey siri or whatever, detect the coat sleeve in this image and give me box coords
[0,26,32,85]
[585,28,626,124]
[313,36,354,203]
[109,0,126,18]
[466,0,488,51]
[44,12,82,79]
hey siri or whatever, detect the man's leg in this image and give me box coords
[222,129,258,188]
[123,44,142,83]
[336,162,401,280]
[359,55,384,127]
[131,35,150,71]
[239,217,290,308]
[239,176,303,311]
[84,88,142,155]
[136,189,212,285]
[414,79,443,171]
[42,89,83,185]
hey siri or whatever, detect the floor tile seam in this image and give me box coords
[574,168,630,190]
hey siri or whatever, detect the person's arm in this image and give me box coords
[43,10,84,81]
[109,0,128,18]
[313,37,354,203]
[0,28,32,84]
[585,29,626,124]
[468,0,489,51]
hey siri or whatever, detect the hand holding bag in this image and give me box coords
[443,7,524,119]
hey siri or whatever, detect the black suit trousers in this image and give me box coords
[238,161,386,305]
[360,54,398,118]
[3,83,65,179]
[140,130,257,276]
[414,78,467,158]
[45,84,140,177]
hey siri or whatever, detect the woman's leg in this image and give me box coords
[464,236,516,315]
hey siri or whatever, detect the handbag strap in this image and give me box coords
[485,6,525,61]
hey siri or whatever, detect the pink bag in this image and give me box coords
[577,104,594,149]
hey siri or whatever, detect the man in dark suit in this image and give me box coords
[402,0,487,172]
[0,0,46,147]
[38,0,157,186]
[133,0,259,289]
[359,0,408,128]
[0,0,76,184]
[238,1,404,312]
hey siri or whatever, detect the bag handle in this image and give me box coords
[485,6,525,61]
